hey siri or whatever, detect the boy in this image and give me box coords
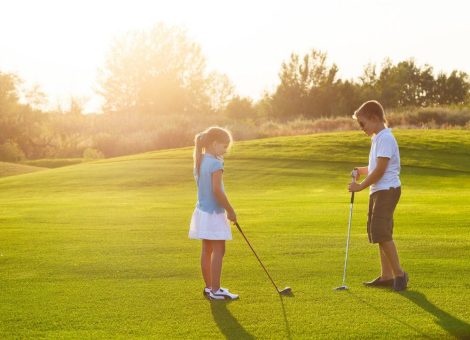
[348,100,408,291]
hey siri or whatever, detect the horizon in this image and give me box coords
[1,0,470,113]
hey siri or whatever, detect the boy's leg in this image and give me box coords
[370,188,403,278]
[379,240,404,277]
[210,240,226,292]
[201,240,213,289]
[379,246,394,280]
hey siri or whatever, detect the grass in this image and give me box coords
[21,158,85,168]
[0,129,469,339]
[0,161,45,178]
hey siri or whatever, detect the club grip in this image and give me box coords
[350,169,357,204]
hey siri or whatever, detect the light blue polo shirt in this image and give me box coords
[194,153,225,214]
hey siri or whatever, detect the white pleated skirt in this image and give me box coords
[189,208,232,240]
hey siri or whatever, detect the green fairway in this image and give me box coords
[1,129,469,339]
[0,161,45,178]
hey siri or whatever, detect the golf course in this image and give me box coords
[0,129,469,339]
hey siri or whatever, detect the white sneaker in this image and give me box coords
[209,288,239,300]
[203,287,211,297]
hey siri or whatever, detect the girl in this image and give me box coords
[189,127,239,300]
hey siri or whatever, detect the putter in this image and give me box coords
[234,222,292,295]
[335,169,358,291]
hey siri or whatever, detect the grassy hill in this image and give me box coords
[0,161,45,178]
[0,129,469,339]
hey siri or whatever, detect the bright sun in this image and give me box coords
[1,0,470,113]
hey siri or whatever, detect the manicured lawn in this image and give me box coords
[1,130,469,338]
[0,161,45,178]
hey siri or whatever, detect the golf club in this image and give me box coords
[234,222,292,295]
[335,169,358,291]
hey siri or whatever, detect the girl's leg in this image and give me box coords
[379,245,394,280]
[379,240,404,277]
[201,240,213,289]
[210,240,225,292]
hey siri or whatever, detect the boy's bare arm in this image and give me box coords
[350,158,389,191]
[356,166,369,176]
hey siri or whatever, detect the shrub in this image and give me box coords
[0,141,25,162]
[387,107,470,128]
[83,148,104,160]
[257,117,357,137]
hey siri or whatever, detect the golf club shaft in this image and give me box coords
[234,222,280,292]
[340,173,357,287]
[341,197,354,287]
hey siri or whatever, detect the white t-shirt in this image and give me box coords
[368,128,401,194]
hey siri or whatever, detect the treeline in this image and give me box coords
[264,51,469,121]
[1,23,469,162]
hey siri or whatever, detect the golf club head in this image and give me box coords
[334,285,349,291]
[278,287,292,295]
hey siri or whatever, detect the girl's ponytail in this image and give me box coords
[194,132,206,177]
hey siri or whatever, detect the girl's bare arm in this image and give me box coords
[212,170,237,222]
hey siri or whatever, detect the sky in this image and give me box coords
[1,0,470,113]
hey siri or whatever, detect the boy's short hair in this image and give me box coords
[352,100,386,122]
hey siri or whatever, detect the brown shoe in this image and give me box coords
[393,272,409,291]
[363,276,394,287]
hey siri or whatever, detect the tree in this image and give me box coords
[68,96,86,115]
[0,72,23,144]
[358,63,380,100]
[330,80,364,117]
[377,59,437,107]
[22,84,48,111]
[0,72,53,160]
[98,23,212,116]
[224,96,257,121]
[206,72,235,112]
[434,71,469,105]
[270,49,340,119]
[0,72,20,117]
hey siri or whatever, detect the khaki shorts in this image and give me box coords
[367,187,401,243]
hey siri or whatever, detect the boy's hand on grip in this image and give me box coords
[351,168,359,182]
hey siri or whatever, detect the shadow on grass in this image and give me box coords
[209,292,294,340]
[399,290,470,339]
[279,293,294,340]
[347,291,432,338]
[210,300,255,340]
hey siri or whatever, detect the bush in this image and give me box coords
[0,141,25,162]
[83,148,104,160]
[387,107,470,128]
[257,117,357,137]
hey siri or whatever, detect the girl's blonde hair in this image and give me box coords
[194,127,233,176]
